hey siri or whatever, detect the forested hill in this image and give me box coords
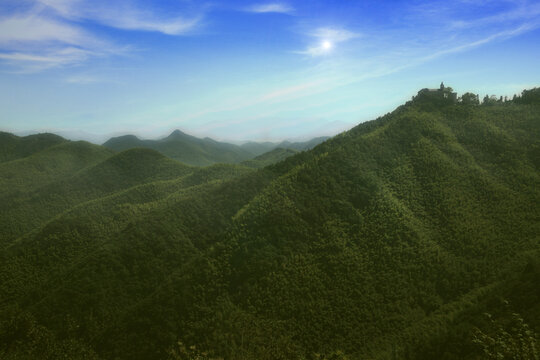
[1,90,539,359]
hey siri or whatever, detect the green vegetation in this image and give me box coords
[0,88,539,359]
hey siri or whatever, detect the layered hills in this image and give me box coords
[103,130,327,166]
[0,89,539,359]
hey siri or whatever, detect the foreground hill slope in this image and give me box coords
[1,96,539,359]
[218,103,539,358]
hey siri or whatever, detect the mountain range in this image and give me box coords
[102,130,328,166]
[0,87,539,359]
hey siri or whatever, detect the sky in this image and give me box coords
[1,0,539,143]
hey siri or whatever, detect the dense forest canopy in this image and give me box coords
[0,88,539,359]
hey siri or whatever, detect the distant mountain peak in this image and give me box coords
[167,129,189,139]
[102,134,141,147]
[107,134,140,141]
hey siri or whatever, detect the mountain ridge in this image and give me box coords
[103,130,329,166]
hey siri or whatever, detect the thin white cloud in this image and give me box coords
[0,0,203,71]
[312,28,359,43]
[245,3,294,14]
[408,0,540,30]
[176,78,332,123]
[449,2,540,29]
[35,0,203,35]
[64,74,109,84]
[0,11,125,72]
[0,14,105,48]
[36,0,82,18]
[425,21,540,60]
[94,11,201,35]
[0,47,95,72]
[258,80,326,102]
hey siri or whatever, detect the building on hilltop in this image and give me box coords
[413,82,457,103]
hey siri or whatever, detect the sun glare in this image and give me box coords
[322,40,332,50]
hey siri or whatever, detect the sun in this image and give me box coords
[322,40,332,50]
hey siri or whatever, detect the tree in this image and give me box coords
[472,308,539,359]
[461,92,479,105]
[518,87,540,104]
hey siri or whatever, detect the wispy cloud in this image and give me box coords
[244,3,294,14]
[0,48,97,72]
[177,77,334,124]
[35,0,204,35]
[64,74,112,84]
[0,11,126,72]
[312,28,359,43]
[0,14,93,45]
[0,0,205,72]
[408,0,540,29]
[257,80,326,102]
[423,21,540,62]
[361,0,540,76]
[449,1,540,29]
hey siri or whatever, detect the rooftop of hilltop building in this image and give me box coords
[413,82,458,103]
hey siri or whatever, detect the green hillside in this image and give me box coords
[1,91,539,359]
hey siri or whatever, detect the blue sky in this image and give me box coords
[1,0,539,143]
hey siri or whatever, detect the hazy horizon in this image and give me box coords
[6,123,342,145]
